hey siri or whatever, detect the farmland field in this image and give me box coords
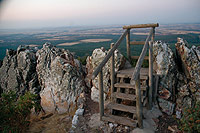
[0,24,200,60]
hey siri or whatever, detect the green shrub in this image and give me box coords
[0,91,40,132]
[77,56,87,65]
[179,102,200,132]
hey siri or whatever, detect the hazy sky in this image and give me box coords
[0,0,199,29]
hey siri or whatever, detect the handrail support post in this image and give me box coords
[135,74,143,128]
[110,43,115,102]
[148,41,153,110]
[98,70,104,120]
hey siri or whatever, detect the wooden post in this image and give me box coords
[135,74,143,128]
[148,41,153,110]
[151,27,155,42]
[110,43,115,102]
[126,29,131,61]
[98,70,104,120]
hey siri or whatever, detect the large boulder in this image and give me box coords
[175,38,200,117]
[36,43,85,114]
[85,47,127,102]
[0,45,39,95]
[153,41,177,115]
[153,39,200,118]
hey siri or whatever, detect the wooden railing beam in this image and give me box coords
[123,23,159,29]
[131,56,149,60]
[92,30,128,79]
[130,41,145,45]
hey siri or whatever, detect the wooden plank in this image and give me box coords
[135,74,143,128]
[132,28,153,80]
[102,115,137,127]
[130,41,145,45]
[123,23,159,29]
[92,30,128,79]
[117,67,149,76]
[110,43,115,102]
[126,29,131,60]
[114,83,146,90]
[113,92,136,101]
[117,73,148,80]
[131,56,149,60]
[98,70,104,120]
[148,41,153,110]
[109,103,136,114]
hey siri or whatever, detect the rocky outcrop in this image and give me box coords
[0,45,39,96]
[153,39,200,118]
[153,41,177,115]
[36,43,85,114]
[175,38,200,117]
[85,47,127,102]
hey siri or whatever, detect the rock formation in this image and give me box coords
[36,43,85,114]
[153,41,177,115]
[0,45,39,96]
[85,47,127,102]
[153,38,200,118]
[175,38,200,118]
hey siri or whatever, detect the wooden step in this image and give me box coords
[114,83,146,90]
[117,73,148,80]
[113,92,145,101]
[117,67,148,79]
[108,103,136,114]
[113,92,136,101]
[102,114,137,127]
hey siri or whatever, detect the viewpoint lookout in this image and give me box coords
[92,23,159,128]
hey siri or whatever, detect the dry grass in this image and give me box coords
[80,39,112,43]
[57,42,80,46]
[27,113,72,133]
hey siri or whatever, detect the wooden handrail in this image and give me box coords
[132,28,153,80]
[123,23,159,29]
[92,29,128,79]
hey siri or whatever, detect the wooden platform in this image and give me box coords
[117,67,149,78]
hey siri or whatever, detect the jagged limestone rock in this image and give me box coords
[153,41,177,94]
[175,38,200,87]
[85,47,127,102]
[36,43,85,114]
[0,45,39,95]
[153,41,177,114]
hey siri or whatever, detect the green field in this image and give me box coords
[0,24,200,60]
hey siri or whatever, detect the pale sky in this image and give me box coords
[0,0,199,29]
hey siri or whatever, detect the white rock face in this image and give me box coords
[0,45,39,95]
[153,41,175,75]
[85,47,127,102]
[36,43,85,114]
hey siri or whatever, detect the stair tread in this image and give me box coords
[108,103,136,114]
[114,83,146,90]
[117,73,148,79]
[113,92,145,101]
[117,67,148,79]
[102,114,137,127]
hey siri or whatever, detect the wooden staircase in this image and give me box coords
[103,68,148,127]
[92,23,159,128]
